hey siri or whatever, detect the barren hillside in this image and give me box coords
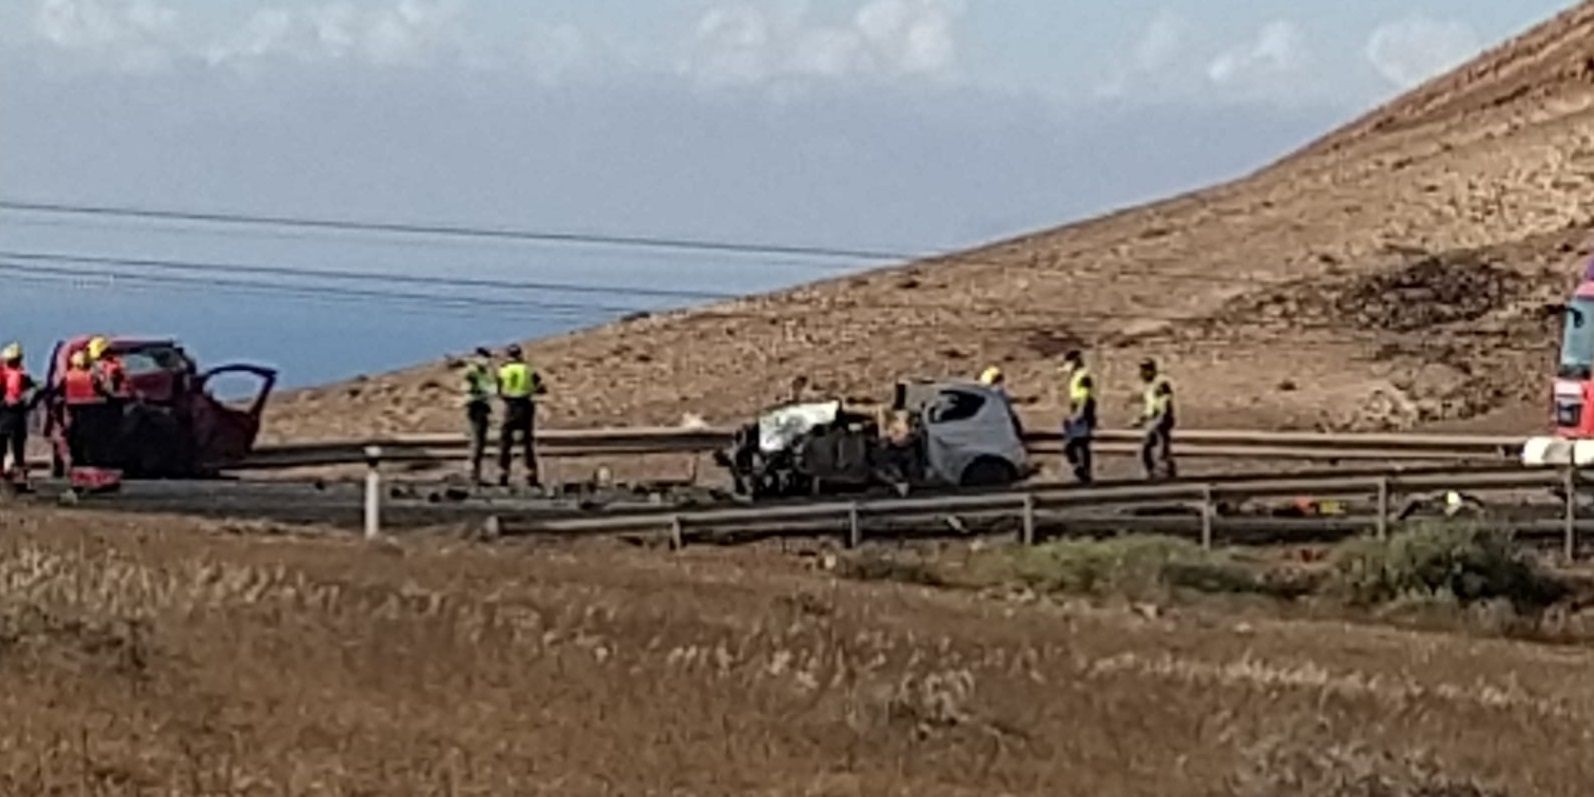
[272,2,1594,442]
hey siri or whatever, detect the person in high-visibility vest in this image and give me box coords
[0,343,35,482]
[461,347,495,484]
[1060,350,1096,484]
[496,344,545,487]
[62,350,102,467]
[1135,358,1176,480]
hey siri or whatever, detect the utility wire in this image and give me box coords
[0,261,639,318]
[1,271,533,324]
[0,257,1195,334]
[0,250,739,302]
[1,215,862,272]
[0,197,1286,287]
[3,259,1551,352]
[0,198,911,262]
[0,249,1218,325]
[0,249,1538,342]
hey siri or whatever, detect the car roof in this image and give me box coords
[60,335,178,352]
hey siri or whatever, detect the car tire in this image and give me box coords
[961,456,1018,488]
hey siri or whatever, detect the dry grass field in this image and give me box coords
[3,507,1593,795]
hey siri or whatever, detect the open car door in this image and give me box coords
[190,364,277,471]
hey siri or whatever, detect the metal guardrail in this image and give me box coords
[240,428,1525,470]
[506,464,1581,555]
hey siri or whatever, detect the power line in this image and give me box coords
[2,258,1551,351]
[0,256,1193,335]
[0,261,640,318]
[0,198,911,262]
[0,250,738,303]
[0,197,1286,287]
[0,249,1228,326]
[1,271,527,324]
[1,215,865,272]
[0,248,1529,341]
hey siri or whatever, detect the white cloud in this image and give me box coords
[207,0,469,68]
[684,0,962,86]
[1095,9,1188,99]
[33,0,181,72]
[1133,9,1185,73]
[1366,17,1481,89]
[855,0,958,75]
[524,23,593,84]
[1207,20,1304,85]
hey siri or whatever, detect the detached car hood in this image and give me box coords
[757,401,842,454]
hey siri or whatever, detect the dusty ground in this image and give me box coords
[3,507,1594,795]
[269,2,1594,444]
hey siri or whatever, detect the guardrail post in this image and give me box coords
[1375,477,1389,541]
[668,516,684,551]
[1565,467,1578,563]
[1021,494,1036,546]
[363,446,382,541]
[1200,485,1215,551]
[847,503,862,549]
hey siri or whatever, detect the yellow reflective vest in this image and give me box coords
[1068,368,1094,406]
[497,362,539,400]
[463,363,494,405]
[1143,376,1173,420]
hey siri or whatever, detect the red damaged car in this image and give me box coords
[42,336,277,478]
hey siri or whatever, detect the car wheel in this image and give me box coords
[961,456,1018,488]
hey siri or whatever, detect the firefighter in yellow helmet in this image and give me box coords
[1135,358,1176,480]
[979,366,1004,387]
[86,336,128,399]
[84,336,132,469]
[0,342,34,483]
[1060,350,1095,484]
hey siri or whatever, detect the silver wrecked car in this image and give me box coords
[715,380,1029,499]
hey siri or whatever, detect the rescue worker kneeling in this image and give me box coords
[1135,358,1176,480]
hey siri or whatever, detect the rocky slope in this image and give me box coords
[270,2,1594,441]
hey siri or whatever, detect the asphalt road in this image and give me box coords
[13,474,762,534]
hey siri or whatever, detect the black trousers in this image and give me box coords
[1063,436,1093,484]
[69,403,119,468]
[466,402,490,480]
[498,399,537,483]
[0,406,25,476]
[1141,421,1176,480]
[66,405,91,465]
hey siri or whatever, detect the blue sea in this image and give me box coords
[0,216,847,391]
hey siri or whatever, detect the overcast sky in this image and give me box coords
[0,0,1576,383]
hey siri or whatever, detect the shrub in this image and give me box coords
[977,536,1271,600]
[839,550,946,587]
[1330,525,1565,610]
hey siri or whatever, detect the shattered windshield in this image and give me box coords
[1561,298,1594,378]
